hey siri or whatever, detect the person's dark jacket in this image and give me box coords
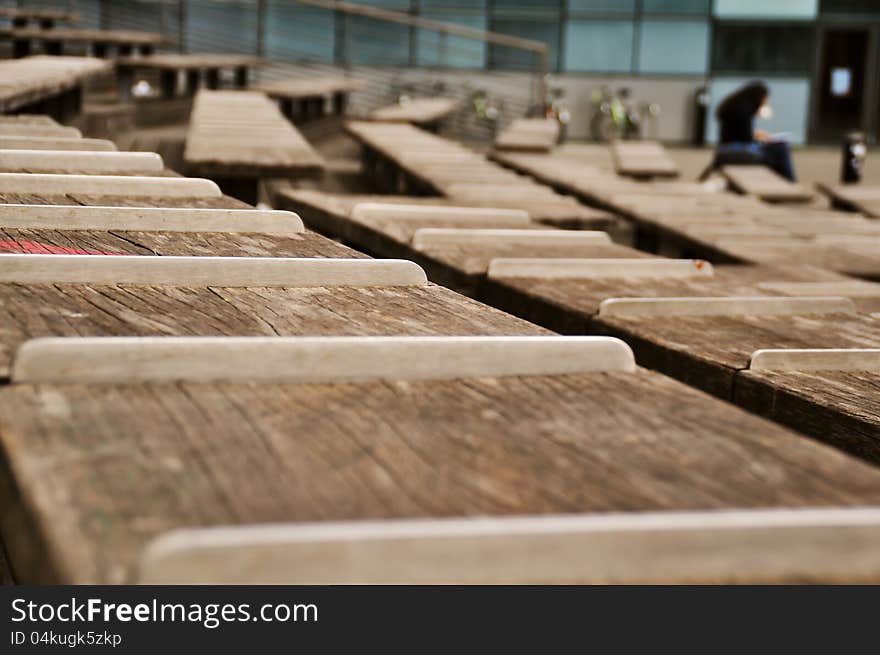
[717,96,755,144]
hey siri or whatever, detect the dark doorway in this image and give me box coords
[815,28,869,141]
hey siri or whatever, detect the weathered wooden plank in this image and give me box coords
[351,203,530,225]
[0,254,426,287]
[0,56,110,113]
[0,174,220,198]
[721,165,813,202]
[735,350,880,463]
[12,335,636,384]
[3,366,880,583]
[611,140,680,178]
[258,77,366,100]
[0,136,116,151]
[748,348,880,372]
[413,229,610,250]
[370,97,459,125]
[0,27,165,46]
[594,306,880,400]
[116,54,260,71]
[0,125,81,138]
[598,296,855,318]
[345,122,612,227]
[185,90,325,178]
[0,274,547,378]
[816,181,880,217]
[489,258,712,279]
[137,508,880,584]
[494,118,559,153]
[0,150,163,173]
[0,204,304,234]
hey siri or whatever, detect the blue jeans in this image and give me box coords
[760,141,796,182]
[717,141,796,182]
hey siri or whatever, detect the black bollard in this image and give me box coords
[841,131,867,184]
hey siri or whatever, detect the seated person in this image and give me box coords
[715,81,796,181]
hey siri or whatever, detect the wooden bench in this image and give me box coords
[345,121,614,228]
[721,165,813,202]
[184,90,325,203]
[370,96,459,131]
[0,135,116,151]
[0,149,164,174]
[3,333,880,582]
[611,140,680,179]
[589,295,880,408]
[0,27,165,58]
[494,118,559,152]
[136,507,880,584]
[0,253,549,381]
[116,54,263,101]
[0,7,75,30]
[0,203,367,260]
[816,181,880,217]
[710,236,880,281]
[0,55,110,121]
[259,77,366,122]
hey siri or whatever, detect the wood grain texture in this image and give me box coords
[344,122,613,226]
[816,181,880,217]
[370,97,459,125]
[3,366,880,583]
[0,56,110,113]
[611,140,680,178]
[0,281,547,378]
[721,166,813,202]
[735,368,880,464]
[258,77,366,100]
[0,226,365,258]
[595,312,880,399]
[185,91,325,178]
[116,54,260,71]
[481,263,846,336]
[0,27,165,45]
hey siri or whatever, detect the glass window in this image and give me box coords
[568,0,636,14]
[348,15,411,66]
[642,0,710,14]
[637,19,709,74]
[821,0,880,12]
[265,2,335,63]
[489,18,559,71]
[712,24,814,74]
[563,19,634,72]
[186,1,257,55]
[417,12,487,69]
[714,0,818,19]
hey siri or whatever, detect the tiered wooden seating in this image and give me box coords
[370,96,459,130]
[816,182,880,217]
[274,190,630,293]
[0,7,75,29]
[721,165,813,202]
[611,140,680,179]
[0,56,109,120]
[494,118,559,152]
[6,331,880,582]
[116,54,263,101]
[3,116,880,585]
[184,90,325,203]
[0,27,165,58]
[345,121,614,228]
[736,349,880,463]
[259,77,366,122]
